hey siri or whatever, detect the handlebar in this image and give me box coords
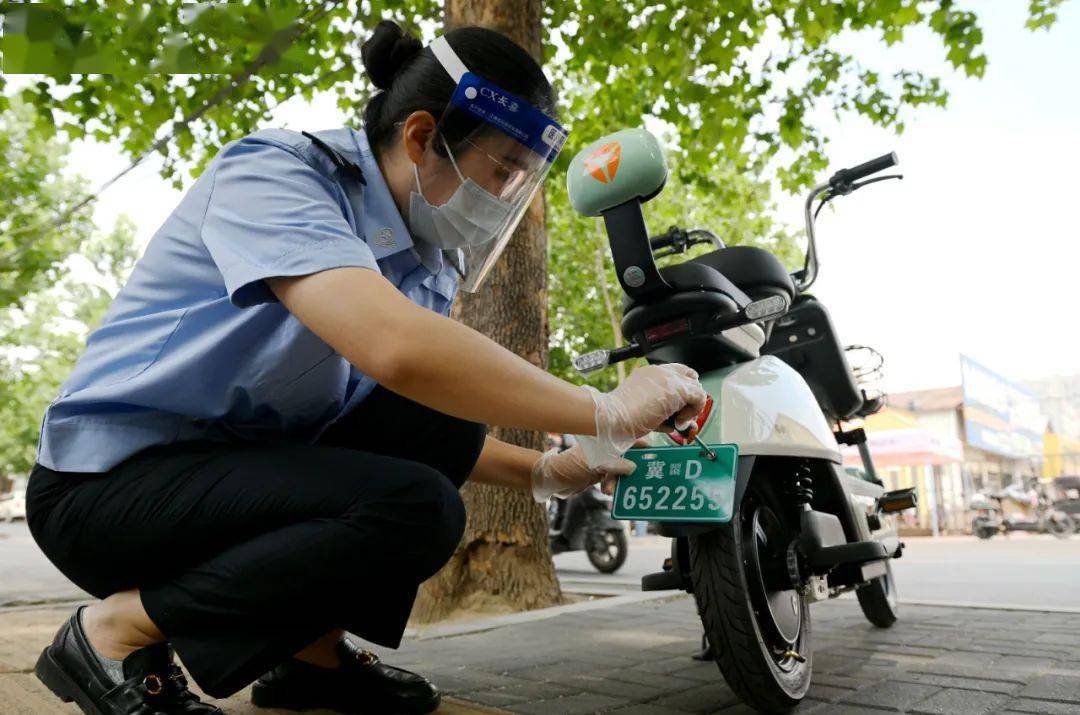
[648,227,725,255]
[795,151,900,293]
[829,152,898,190]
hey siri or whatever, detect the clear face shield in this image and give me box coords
[410,37,567,292]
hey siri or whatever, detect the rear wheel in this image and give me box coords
[856,561,899,628]
[972,518,996,540]
[1047,514,1074,539]
[689,479,811,713]
[586,529,628,574]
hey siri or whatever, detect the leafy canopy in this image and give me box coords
[4,1,1067,191]
[0,1,1069,394]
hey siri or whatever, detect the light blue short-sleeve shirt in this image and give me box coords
[36,127,460,473]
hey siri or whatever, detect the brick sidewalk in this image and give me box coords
[3,596,1080,714]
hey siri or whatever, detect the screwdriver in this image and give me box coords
[663,417,717,461]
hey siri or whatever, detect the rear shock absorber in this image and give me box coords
[787,462,814,512]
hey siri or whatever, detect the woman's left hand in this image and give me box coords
[530,445,634,503]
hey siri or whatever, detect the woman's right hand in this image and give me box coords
[575,363,707,471]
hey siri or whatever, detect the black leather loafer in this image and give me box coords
[34,606,222,714]
[251,638,440,714]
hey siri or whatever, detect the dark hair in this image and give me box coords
[360,20,557,156]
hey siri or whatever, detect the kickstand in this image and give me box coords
[692,633,713,661]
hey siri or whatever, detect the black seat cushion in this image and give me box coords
[621,262,738,310]
[690,245,794,302]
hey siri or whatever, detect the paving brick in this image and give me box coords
[644,682,740,713]
[479,679,568,701]
[804,682,861,702]
[512,691,624,714]
[607,704,692,714]
[462,688,532,708]
[809,672,878,690]
[1018,674,1080,703]
[1002,697,1080,714]
[909,688,1009,714]
[591,666,701,693]
[559,673,660,700]
[797,706,897,714]
[890,670,1021,695]
[427,667,516,692]
[840,679,941,710]
[993,655,1060,673]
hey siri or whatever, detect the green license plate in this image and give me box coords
[611,444,739,523]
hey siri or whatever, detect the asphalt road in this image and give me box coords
[3,520,1080,610]
[553,531,1080,610]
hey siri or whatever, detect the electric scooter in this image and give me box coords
[548,484,630,574]
[970,479,1075,539]
[565,128,918,713]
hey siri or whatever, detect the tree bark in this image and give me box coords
[410,0,561,624]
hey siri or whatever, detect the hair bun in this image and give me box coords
[362,20,423,91]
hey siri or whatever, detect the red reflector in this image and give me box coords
[645,318,690,343]
[669,395,714,444]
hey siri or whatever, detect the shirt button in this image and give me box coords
[375,228,395,247]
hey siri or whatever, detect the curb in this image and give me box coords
[898,598,1080,615]
[0,596,92,613]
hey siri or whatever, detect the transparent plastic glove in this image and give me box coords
[530,445,635,503]
[575,363,707,471]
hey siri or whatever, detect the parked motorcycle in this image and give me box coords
[546,433,629,573]
[1051,475,1080,533]
[548,485,629,574]
[970,479,1074,539]
[566,128,917,713]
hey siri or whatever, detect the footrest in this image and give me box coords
[878,487,918,513]
[809,540,889,571]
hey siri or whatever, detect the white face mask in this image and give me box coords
[407,137,514,251]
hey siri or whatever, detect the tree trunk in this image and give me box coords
[410,0,561,624]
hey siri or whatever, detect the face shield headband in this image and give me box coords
[410,35,566,292]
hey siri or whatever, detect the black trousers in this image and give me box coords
[26,386,486,698]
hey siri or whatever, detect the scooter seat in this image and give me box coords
[690,246,795,303]
[621,262,739,311]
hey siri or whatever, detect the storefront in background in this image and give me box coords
[842,408,965,536]
[1043,431,1080,480]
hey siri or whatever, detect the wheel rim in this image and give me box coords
[742,501,804,670]
[588,531,620,565]
[882,562,898,608]
[547,499,561,527]
[1048,515,1071,536]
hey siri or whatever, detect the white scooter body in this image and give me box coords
[704,355,841,463]
[649,325,841,465]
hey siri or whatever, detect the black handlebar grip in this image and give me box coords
[830,151,898,186]
[649,233,675,250]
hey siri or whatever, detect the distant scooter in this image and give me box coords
[547,435,630,574]
[971,479,1074,539]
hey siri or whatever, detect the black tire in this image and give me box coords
[688,482,811,713]
[586,529,628,574]
[856,561,899,628]
[1047,514,1074,539]
[972,518,996,540]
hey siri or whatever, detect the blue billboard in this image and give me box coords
[960,355,1045,459]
